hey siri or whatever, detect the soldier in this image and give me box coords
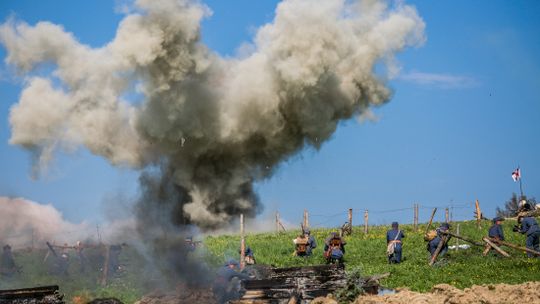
[57,245,70,276]
[108,244,123,275]
[517,216,540,257]
[293,229,317,257]
[324,232,346,263]
[304,229,317,256]
[427,223,451,259]
[213,259,251,304]
[386,222,405,264]
[239,246,256,265]
[0,245,17,277]
[74,241,87,273]
[488,217,505,241]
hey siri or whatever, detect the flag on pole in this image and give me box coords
[511,167,521,182]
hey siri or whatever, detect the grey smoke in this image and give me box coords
[0,0,425,230]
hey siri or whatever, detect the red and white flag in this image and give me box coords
[511,167,521,182]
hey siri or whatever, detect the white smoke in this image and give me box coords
[0,197,90,248]
[0,197,136,249]
[0,0,425,229]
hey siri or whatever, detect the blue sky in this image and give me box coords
[0,1,539,228]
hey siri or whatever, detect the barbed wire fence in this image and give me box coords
[276,201,487,233]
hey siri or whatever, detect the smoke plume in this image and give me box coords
[0,0,425,230]
[0,197,88,248]
[0,197,137,249]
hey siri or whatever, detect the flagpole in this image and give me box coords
[519,177,524,199]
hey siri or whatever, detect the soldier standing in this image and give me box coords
[386,222,405,264]
[518,216,540,257]
[0,245,17,277]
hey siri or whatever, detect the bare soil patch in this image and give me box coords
[354,281,540,304]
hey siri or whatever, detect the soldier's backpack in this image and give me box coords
[424,230,437,241]
[325,237,343,259]
[295,237,309,254]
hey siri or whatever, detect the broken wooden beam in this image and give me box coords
[482,237,510,257]
[490,238,540,256]
[429,235,448,266]
[441,231,483,246]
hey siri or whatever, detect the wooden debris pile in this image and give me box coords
[0,285,64,304]
[232,264,347,303]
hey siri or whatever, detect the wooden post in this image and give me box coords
[413,203,419,231]
[303,209,309,228]
[31,228,35,251]
[100,245,110,286]
[445,208,449,223]
[364,210,369,234]
[475,199,481,229]
[348,208,353,234]
[276,212,280,233]
[482,237,510,257]
[456,224,460,250]
[240,214,246,270]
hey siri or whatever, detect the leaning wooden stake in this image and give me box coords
[425,208,437,235]
[482,237,510,257]
[491,238,540,256]
[240,214,246,270]
[429,235,448,266]
[475,199,482,229]
[276,212,280,233]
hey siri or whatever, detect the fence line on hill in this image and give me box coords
[276,201,487,234]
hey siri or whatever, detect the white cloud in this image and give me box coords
[399,71,479,89]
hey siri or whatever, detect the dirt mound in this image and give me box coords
[134,283,216,304]
[354,281,540,304]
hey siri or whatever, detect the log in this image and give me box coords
[441,231,483,246]
[429,235,447,266]
[490,238,540,256]
[482,244,491,256]
[482,237,510,257]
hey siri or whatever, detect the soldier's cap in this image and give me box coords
[3,244,11,250]
[493,216,505,223]
[225,259,239,266]
[392,222,399,228]
[304,228,310,234]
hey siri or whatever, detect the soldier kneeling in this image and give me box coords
[324,232,346,264]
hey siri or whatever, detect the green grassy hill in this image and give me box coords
[2,219,539,303]
[205,219,540,291]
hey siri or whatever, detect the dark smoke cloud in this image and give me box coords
[0,0,425,231]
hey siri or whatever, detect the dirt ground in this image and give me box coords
[353,281,540,304]
[133,283,216,304]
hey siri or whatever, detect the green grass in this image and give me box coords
[0,246,148,304]
[2,220,539,303]
[205,219,540,292]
